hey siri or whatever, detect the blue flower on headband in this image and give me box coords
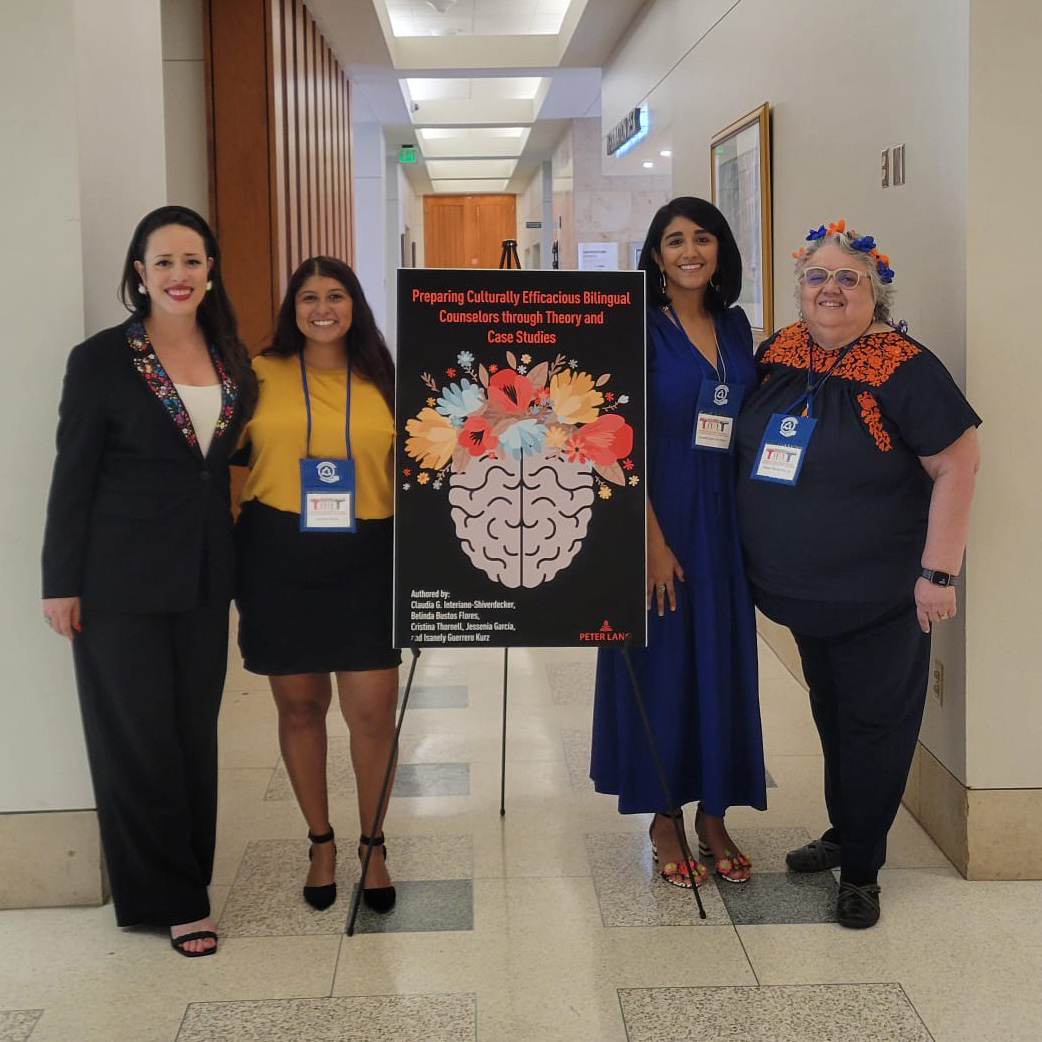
[851,235,877,252]
[877,261,895,284]
[806,225,827,241]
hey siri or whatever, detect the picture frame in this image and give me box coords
[710,102,773,340]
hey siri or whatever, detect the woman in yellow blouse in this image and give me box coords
[235,256,399,913]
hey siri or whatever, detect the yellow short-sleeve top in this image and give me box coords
[239,353,395,519]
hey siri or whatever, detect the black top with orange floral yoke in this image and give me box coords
[735,322,981,602]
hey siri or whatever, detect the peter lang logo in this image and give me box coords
[579,619,630,644]
[779,417,799,438]
[317,461,339,483]
[713,384,729,407]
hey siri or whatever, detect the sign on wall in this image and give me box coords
[394,269,646,648]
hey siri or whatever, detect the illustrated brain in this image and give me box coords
[447,456,595,588]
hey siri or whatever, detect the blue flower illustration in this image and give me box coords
[457,350,475,367]
[498,419,547,460]
[435,378,484,423]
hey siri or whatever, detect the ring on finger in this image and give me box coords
[939,612,950,620]
[657,583,667,593]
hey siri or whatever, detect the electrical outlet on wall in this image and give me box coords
[931,658,944,705]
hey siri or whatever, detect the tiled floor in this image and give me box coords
[3,637,1042,1040]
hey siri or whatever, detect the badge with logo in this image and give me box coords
[751,412,818,485]
[692,379,745,452]
[300,458,356,531]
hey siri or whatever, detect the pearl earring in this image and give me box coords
[205,280,213,291]
[138,282,147,294]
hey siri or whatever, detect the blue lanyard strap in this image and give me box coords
[666,305,726,384]
[299,353,352,460]
[796,329,859,418]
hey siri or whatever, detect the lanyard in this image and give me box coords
[299,353,352,460]
[794,329,860,419]
[667,306,727,384]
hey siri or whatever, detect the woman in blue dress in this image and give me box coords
[591,197,766,887]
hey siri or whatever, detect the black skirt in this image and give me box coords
[234,500,401,675]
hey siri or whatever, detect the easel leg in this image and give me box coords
[346,647,421,936]
[621,641,707,919]
[499,647,509,816]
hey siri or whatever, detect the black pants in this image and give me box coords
[758,594,930,878]
[71,604,228,927]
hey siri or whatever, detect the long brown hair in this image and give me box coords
[265,256,395,414]
[119,205,257,419]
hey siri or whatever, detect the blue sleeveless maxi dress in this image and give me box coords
[590,305,767,816]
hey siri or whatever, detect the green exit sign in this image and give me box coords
[398,145,417,164]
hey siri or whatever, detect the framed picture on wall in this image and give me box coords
[711,102,773,339]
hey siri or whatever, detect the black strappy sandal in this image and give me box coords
[170,930,218,958]
[303,827,337,910]
[358,833,396,913]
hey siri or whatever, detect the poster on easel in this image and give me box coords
[393,268,646,649]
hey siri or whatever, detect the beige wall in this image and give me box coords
[964,0,1042,789]
[74,0,169,334]
[0,0,94,814]
[161,0,209,218]
[551,118,671,270]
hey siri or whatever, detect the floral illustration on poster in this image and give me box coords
[402,349,639,589]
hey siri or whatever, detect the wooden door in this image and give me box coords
[424,194,517,268]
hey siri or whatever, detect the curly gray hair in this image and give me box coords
[795,233,894,323]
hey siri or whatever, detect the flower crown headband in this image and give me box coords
[791,219,895,284]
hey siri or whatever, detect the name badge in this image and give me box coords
[692,379,745,453]
[300,458,356,531]
[751,413,818,485]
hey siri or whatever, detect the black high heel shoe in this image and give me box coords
[303,827,337,910]
[358,833,396,913]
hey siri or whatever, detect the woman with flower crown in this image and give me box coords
[234,257,400,915]
[735,221,980,928]
[591,197,768,890]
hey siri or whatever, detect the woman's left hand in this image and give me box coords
[914,577,956,634]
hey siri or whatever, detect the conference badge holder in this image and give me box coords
[751,412,817,486]
[692,379,745,453]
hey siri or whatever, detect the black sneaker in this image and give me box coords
[836,881,881,929]
[785,836,841,873]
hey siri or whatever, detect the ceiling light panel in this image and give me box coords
[426,158,517,179]
[405,77,542,101]
[384,0,572,38]
[417,127,531,158]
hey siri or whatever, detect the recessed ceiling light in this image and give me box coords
[426,0,457,13]
[659,149,672,157]
[642,161,654,169]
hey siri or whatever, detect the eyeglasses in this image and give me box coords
[802,266,868,290]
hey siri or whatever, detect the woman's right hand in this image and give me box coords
[42,597,81,640]
[647,538,684,617]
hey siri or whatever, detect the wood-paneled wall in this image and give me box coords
[205,0,353,351]
[424,194,517,269]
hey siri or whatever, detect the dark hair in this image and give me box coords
[119,205,257,419]
[265,256,395,414]
[638,196,742,313]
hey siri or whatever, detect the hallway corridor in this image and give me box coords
[2,636,1041,1040]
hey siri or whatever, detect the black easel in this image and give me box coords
[498,238,521,269]
[347,647,422,936]
[622,641,707,919]
[499,649,509,816]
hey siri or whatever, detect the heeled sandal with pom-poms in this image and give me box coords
[649,812,708,889]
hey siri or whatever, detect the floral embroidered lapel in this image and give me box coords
[126,320,238,455]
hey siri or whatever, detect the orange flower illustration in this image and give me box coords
[404,407,457,469]
[488,368,535,414]
[460,415,498,456]
[549,370,603,424]
[566,413,633,467]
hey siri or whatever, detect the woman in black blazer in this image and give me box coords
[41,206,256,957]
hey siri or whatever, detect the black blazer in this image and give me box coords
[42,319,247,613]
